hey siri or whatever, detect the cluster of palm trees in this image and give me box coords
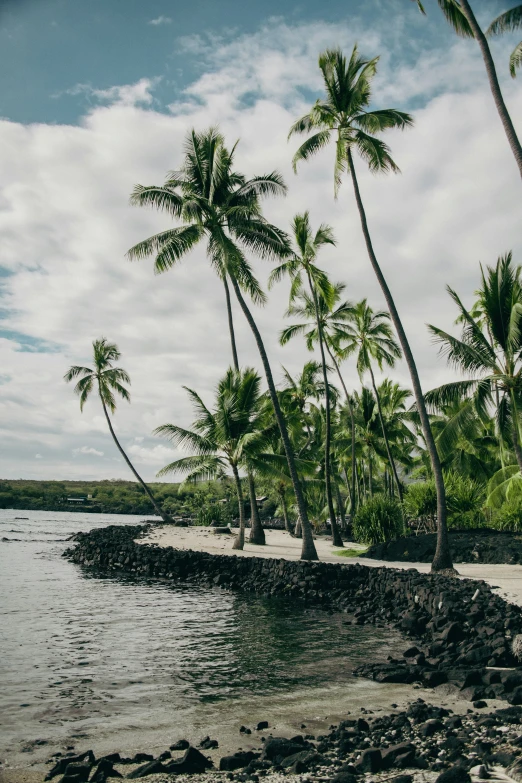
[65,6,522,571]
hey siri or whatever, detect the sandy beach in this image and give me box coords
[140,525,522,607]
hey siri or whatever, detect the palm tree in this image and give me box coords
[339,300,404,500]
[487,5,522,78]
[426,252,522,472]
[127,127,318,560]
[289,46,453,571]
[64,338,172,522]
[154,367,268,550]
[270,213,343,546]
[414,0,522,177]
[279,283,358,517]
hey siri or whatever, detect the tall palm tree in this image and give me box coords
[414,0,522,177]
[487,5,522,78]
[270,213,343,546]
[339,300,404,500]
[289,46,454,571]
[127,127,318,560]
[426,252,522,472]
[154,367,268,550]
[64,338,172,522]
[279,283,358,517]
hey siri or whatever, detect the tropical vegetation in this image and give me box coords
[60,26,522,570]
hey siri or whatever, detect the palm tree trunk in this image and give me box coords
[294,516,302,538]
[229,275,318,560]
[325,342,357,516]
[460,0,522,178]
[369,455,373,497]
[348,150,453,572]
[247,472,266,544]
[279,488,293,534]
[223,276,240,371]
[100,396,172,523]
[231,464,245,550]
[306,271,343,547]
[335,481,347,532]
[368,366,403,501]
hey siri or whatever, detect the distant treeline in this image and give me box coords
[0,479,277,521]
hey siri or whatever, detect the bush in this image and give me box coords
[353,494,404,545]
[493,496,522,532]
[445,473,486,529]
[403,481,437,530]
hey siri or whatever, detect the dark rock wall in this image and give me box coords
[65,525,522,700]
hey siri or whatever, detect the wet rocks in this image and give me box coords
[219,751,258,771]
[46,750,96,780]
[163,746,213,774]
[64,523,522,705]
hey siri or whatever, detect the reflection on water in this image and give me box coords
[0,510,402,767]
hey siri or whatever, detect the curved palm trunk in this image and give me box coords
[460,0,522,179]
[231,464,245,550]
[325,342,357,516]
[368,366,403,501]
[223,276,240,371]
[247,472,266,544]
[224,275,266,546]
[229,275,318,560]
[294,516,302,538]
[348,150,453,573]
[306,271,343,547]
[100,396,172,523]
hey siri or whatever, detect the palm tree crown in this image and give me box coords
[154,367,269,549]
[127,127,289,300]
[487,4,522,78]
[426,252,522,471]
[289,46,413,195]
[64,338,131,411]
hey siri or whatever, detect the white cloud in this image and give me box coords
[127,443,178,466]
[0,17,521,480]
[73,446,104,457]
[148,16,172,26]
[35,454,42,459]
[52,78,160,107]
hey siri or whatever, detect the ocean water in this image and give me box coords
[0,510,405,768]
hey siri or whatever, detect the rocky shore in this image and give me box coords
[39,700,522,783]
[365,530,522,565]
[58,523,522,783]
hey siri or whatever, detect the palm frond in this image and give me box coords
[292,131,332,173]
[129,184,183,217]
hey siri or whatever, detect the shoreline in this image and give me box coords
[6,521,522,782]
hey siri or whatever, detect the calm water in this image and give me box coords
[0,510,404,768]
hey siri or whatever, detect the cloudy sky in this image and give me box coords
[1,0,521,481]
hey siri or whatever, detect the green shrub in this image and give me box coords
[353,494,404,545]
[403,481,437,530]
[493,496,522,532]
[445,473,486,529]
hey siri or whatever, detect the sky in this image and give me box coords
[0,0,521,481]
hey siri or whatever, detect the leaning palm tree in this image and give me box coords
[128,127,318,560]
[414,1,522,177]
[426,252,522,474]
[64,338,172,522]
[154,367,268,551]
[487,4,522,78]
[290,46,453,571]
[339,300,404,500]
[270,213,343,546]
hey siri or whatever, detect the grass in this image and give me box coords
[333,547,368,558]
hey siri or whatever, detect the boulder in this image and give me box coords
[126,760,167,779]
[163,746,213,774]
[46,752,96,780]
[219,751,258,772]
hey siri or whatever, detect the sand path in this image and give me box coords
[140,525,522,607]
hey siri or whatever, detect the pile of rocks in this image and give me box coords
[65,524,522,703]
[41,702,522,782]
[365,530,522,565]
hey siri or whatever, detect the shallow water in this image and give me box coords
[0,510,405,768]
